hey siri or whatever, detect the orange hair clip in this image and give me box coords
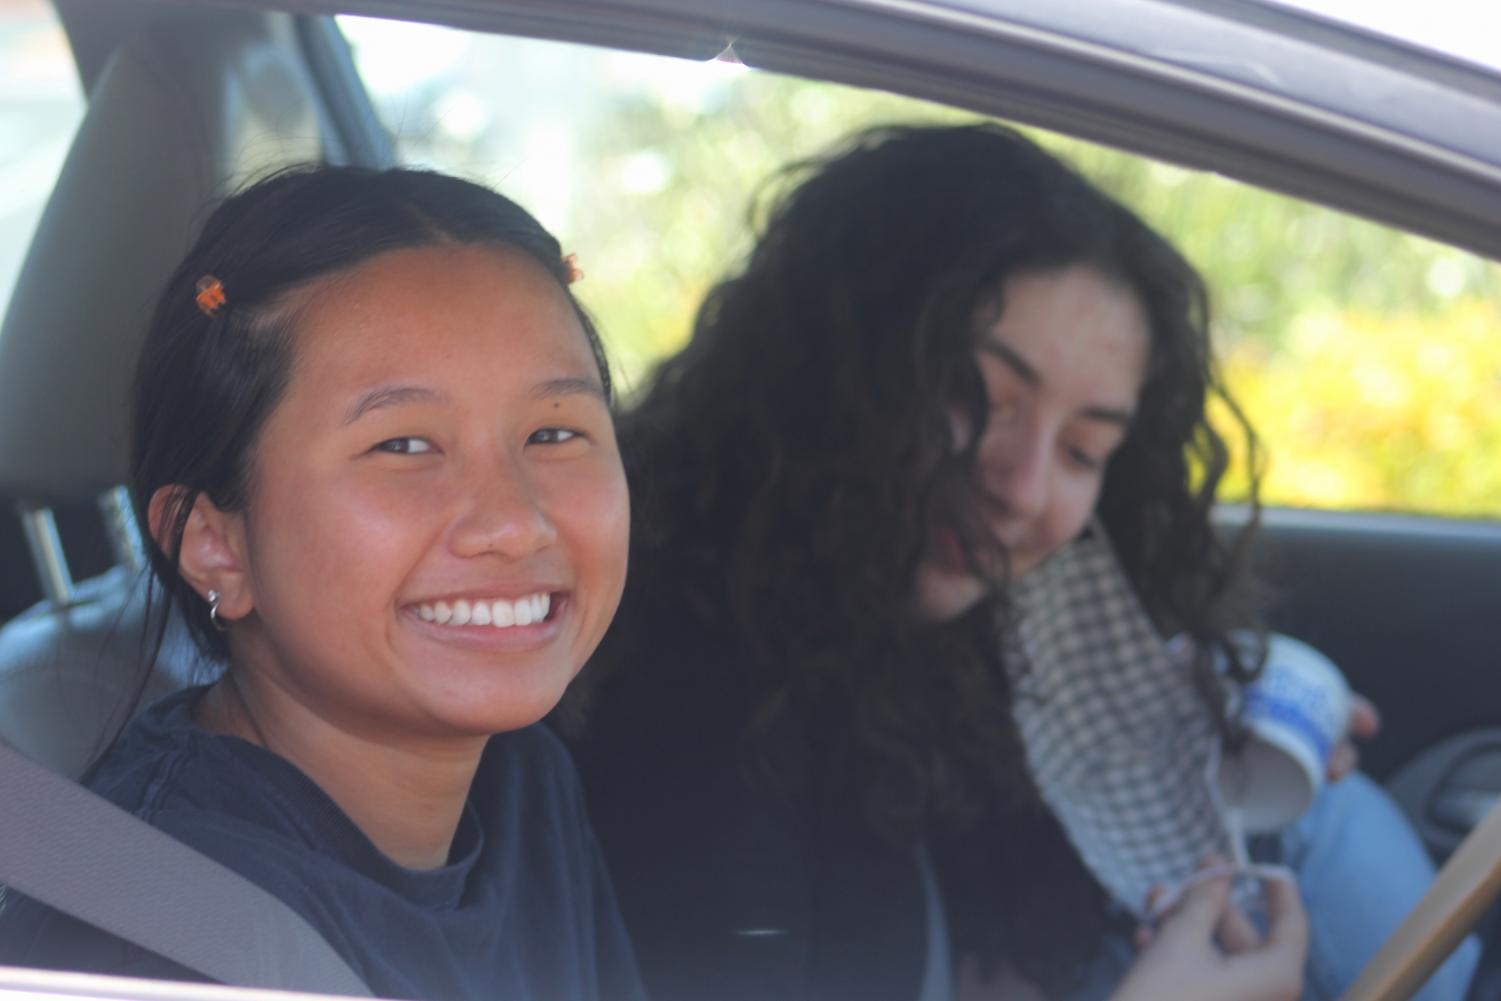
[195,275,227,317]
[562,253,584,285]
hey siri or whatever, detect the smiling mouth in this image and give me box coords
[411,593,557,629]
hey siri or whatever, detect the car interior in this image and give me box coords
[1,1,1499,999]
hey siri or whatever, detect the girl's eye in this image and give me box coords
[528,427,581,446]
[988,398,1022,426]
[374,437,435,455]
[1065,446,1104,472]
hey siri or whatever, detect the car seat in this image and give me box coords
[0,6,328,776]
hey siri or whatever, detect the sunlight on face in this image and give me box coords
[915,264,1150,621]
[229,244,629,742]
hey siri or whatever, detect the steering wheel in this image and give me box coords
[1340,794,1501,1001]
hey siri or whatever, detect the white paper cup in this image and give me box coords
[1217,634,1351,833]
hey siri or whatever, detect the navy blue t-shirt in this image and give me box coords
[0,687,646,1001]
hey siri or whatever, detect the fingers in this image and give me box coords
[1329,693,1381,781]
[1258,872,1310,956]
[1182,856,1266,955]
[1144,857,1233,924]
[1213,875,1308,1001]
[1135,883,1168,950]
[1216,900,1263,954]
[1328,741,1359,781]
[1131,866,1308,1001]
[1146,861,1297,957]
[1159,868,1231,941]
[1349,694,1382,738]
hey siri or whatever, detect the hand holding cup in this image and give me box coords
[1218,634,1353,833]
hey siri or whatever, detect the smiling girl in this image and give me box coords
[0,167,642,1001]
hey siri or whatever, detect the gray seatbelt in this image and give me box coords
[0,739,372,996]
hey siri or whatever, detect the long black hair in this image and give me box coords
[595,123,1261,992]
[130,165,607,680]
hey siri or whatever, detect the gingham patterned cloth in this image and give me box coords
[1006,524,1241,918]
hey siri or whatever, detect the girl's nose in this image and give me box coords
[450,461,558,559]
[982,426,1049,522]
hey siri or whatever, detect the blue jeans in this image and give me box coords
[1067,773,1480,1001]
[1283,771,1479,1001]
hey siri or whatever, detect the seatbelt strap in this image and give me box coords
[0,740,372,996]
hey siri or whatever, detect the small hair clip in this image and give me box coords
[195,275,227,317]
[562,253,584,285]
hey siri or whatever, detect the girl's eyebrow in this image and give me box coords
[1083,404,1135,427]
[343,378,603,425]
[532,376,606,402]
[344,385,449,425]
[979,338,1040,386]
[981,338,1134,426]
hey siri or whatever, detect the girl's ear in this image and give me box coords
[147,485,254,622]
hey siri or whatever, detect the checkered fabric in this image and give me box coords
[1006,524,1240,918]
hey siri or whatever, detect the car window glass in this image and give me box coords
[339,16,1501,521]
[0,0,84,325]
[1258,0,1501,72]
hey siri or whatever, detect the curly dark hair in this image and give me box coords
[594,123,1262,992]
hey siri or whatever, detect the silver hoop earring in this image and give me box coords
[207,589,226,632]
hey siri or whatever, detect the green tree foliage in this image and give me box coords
[564,71,1501,518]
[1217,300,1501,517]
[354,23,1501,519]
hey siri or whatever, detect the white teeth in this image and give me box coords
[414,593,554,630]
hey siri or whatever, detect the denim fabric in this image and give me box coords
[1281,772,1479,1001]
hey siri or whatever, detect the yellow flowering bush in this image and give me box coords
[1216,300,1501,518]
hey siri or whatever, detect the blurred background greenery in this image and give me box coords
[342,21,1501,519]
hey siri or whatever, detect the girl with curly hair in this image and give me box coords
[572,123,1469,1001]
